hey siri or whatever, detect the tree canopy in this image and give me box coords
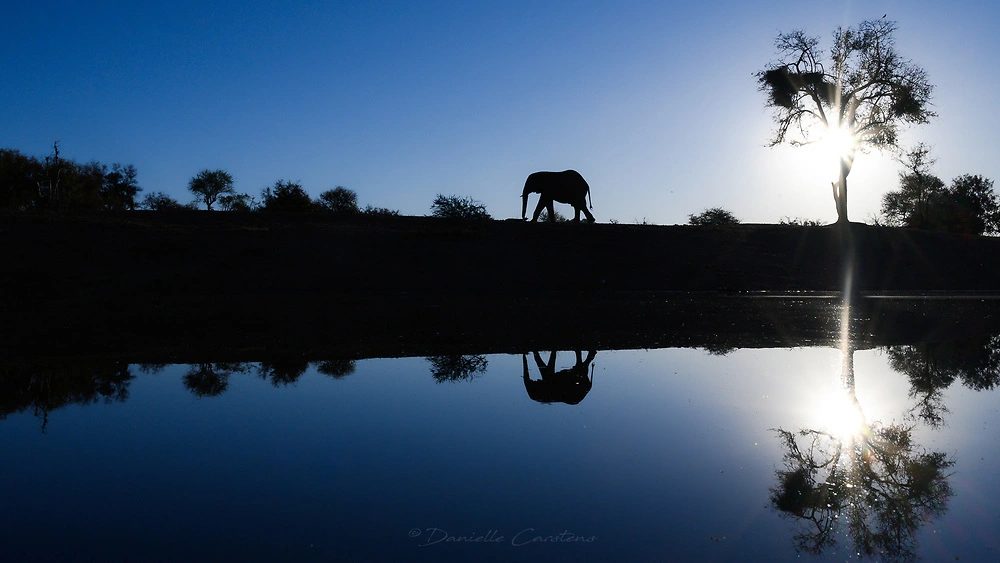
[260,180,313,212]
[317,186,361,214]
[1,144,143,211]
[757,19,934,224]
[188,169,235,211]
[880,144,999,235]
[688,207,740,226]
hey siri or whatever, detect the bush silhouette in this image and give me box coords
[317,186,360,215]
[141,191,191,211]
[689,207,740,226]
[260,180,313,212]
[430,194,490,220]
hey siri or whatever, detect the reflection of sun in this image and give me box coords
[815,387,867,441]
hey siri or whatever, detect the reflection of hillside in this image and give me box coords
[0,361,133,431]
[11,294,1000,362]
[5,297,1000,423]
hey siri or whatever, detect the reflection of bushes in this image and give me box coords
[315,359,357,379]
[426,355,488,382]
[701,343,736,356]
[257,358,309,387]
[887,335,1000,392]
[885,335,1000,425]
[182,359,310,395]
[183,363,250,397]
[0,361,134,430]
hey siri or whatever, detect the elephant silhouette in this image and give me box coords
[521,170,595,223]
[522,350,596,405]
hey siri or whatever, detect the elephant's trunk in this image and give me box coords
[521,193,529,220]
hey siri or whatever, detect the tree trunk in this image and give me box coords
[834,160,850,225]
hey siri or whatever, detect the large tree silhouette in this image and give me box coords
[757,19,934,224]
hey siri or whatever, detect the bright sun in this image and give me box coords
[816,124,858,179]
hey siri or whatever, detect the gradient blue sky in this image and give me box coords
[3,1,998,224]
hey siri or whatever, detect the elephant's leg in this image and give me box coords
[546,201,555,222]
[536,351,556,378]
[572,206,582,222]
[582,205,595,223]
[531,198,547,222]
[532,351,547,370]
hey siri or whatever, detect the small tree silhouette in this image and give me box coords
[188,169,235,211]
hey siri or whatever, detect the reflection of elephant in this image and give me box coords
[522,350,596,405]
[521,170,595,223]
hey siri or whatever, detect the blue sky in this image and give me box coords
[3,1,998,224]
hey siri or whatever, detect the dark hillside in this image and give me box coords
[4,212,1000,358]
[4,212,1000,298]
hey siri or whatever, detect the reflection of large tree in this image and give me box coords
[772,424,953,560]
[0,361,133,431]
[772,343,954,561]
[885,335,1000,427]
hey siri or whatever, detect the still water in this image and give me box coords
[3,338,1000,560]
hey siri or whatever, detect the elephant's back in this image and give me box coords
[528,169,586,185]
